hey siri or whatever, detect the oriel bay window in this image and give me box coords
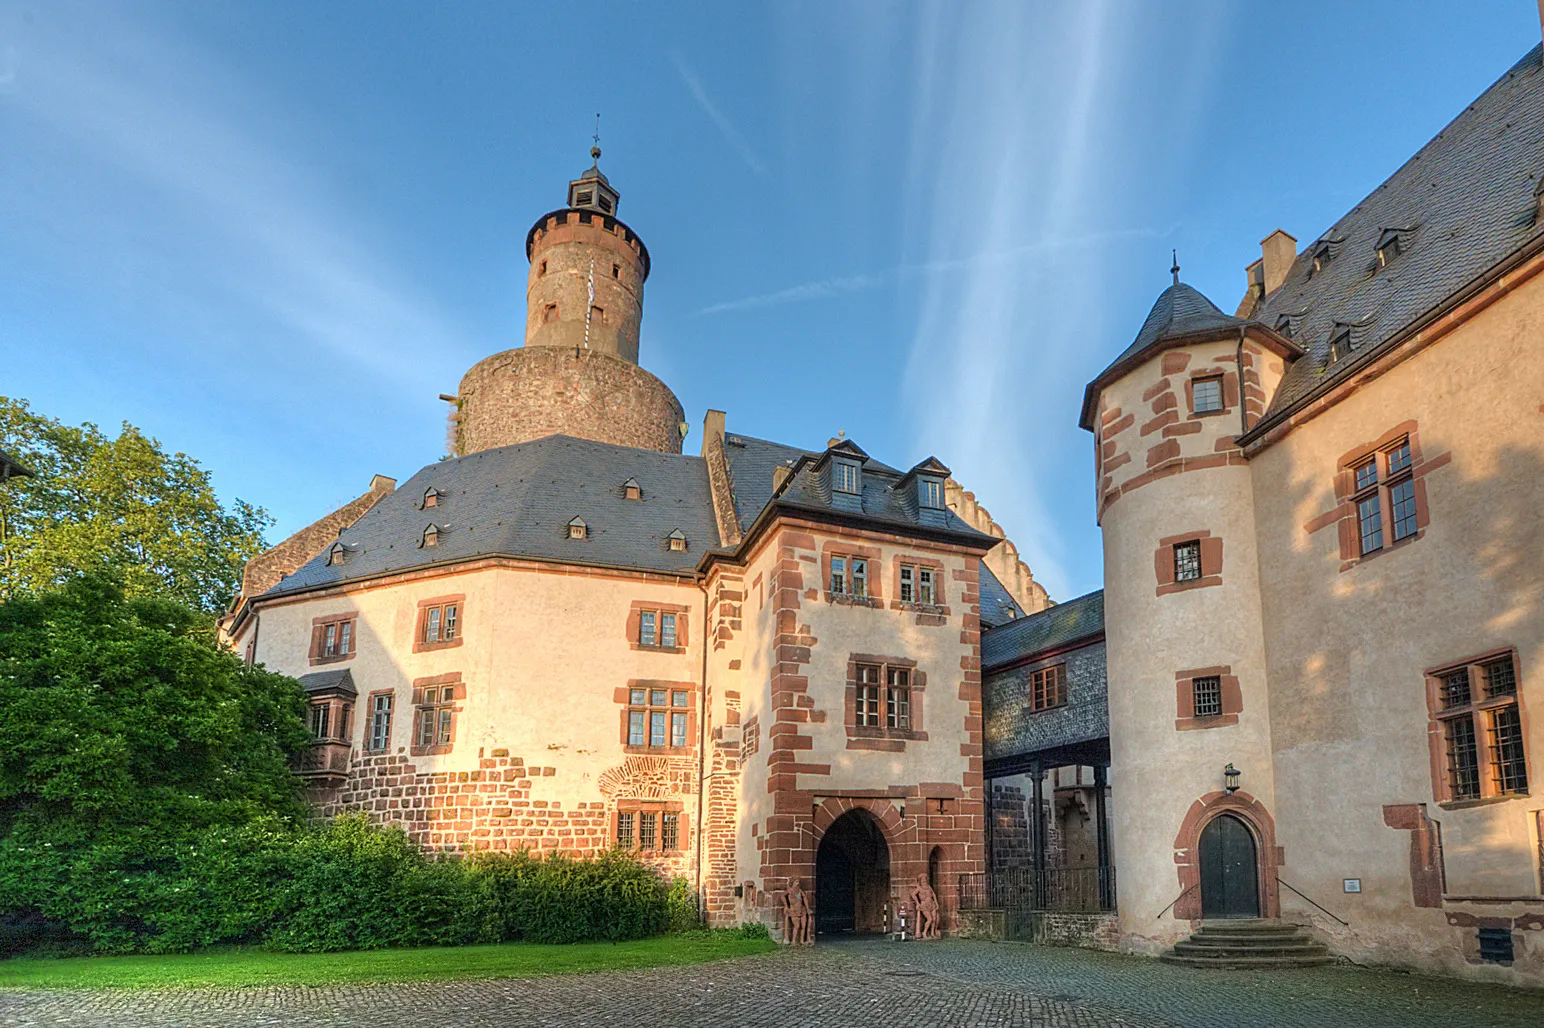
[1427,651,1528,804]
[623,684,693,752]
[847,657,924,748]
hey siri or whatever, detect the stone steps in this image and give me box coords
[1160,919,1333,969]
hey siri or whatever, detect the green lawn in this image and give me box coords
[0,933,779,991]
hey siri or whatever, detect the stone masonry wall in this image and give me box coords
[453,347,684,456]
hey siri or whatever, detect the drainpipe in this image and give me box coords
[694,576,709,922]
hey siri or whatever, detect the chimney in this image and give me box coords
[1260,229,1297,296]
[700,409,726,457]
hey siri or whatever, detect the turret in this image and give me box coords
[449,145,684,456]
[1081,260,1302,943]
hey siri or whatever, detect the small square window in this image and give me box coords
[1173,541,1202,583]
[1192,377,1224,414]
[1192,675,1222,718]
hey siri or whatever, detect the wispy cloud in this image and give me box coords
[672,53,769,178]
[1,7,470,393]
[696,228,1155,316]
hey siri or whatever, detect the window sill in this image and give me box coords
[891,601,951,617]
[309,652,355,667]
[825,592,884,609]
[1435,793,1530,811]
[412,637,464,654]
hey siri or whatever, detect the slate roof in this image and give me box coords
[978,564,1027,628]
[1253,44,1544,420]
[1099,282,1251,380]
[266,435,719,595]
[982,589,1104,670]
[298,669,357,696]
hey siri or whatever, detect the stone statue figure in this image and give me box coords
[910,880,941,940]
[782,879,814,946]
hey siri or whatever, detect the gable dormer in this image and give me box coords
[899,457,951,527]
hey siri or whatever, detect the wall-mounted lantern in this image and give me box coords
[1223,763,1241,794]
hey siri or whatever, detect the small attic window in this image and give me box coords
[567,516,588,540]
[1328,329,1354,364]
[1274,315,1293,339]
[423,487,442,509]
[667,529,687,552]
[575,189,594,206]
[421,524,441,548]
[833,459,860,495]
[623,478,642,501]
[327,542,348,566]
[918,477,944,509]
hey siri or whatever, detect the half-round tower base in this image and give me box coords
[454,346,685,455]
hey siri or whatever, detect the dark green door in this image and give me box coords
[1199,814,1260,918]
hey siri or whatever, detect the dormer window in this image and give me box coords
[623,478,642,501]
[423,487,442,509]
[667,529,687,552]
[421,524,440,548]
[918,477,943,510]
[833,460,860,495]
[1328,329,1354,364]
[568,517,588,540]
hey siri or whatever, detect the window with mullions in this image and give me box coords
[1429,652,1528,803]
[1029,664,1066,712]
[899,565,936,605]
[830,555,868,597]
[1348,437,1419,557]
[1173,541,1202,583]
[1192,676,1222,718]
[626,688,690,749]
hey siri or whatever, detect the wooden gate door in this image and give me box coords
[1199,814,1260,918]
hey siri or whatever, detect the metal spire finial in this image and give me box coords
[590,113,601,163]
[1171,249,1181,285]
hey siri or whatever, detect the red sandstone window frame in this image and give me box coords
[613,801,686,854]
[413,595,464,653]
[409,674,464,757]
[309,612,358,666]
[1425,649,1529,807]
[1174,665,1242,730]
[617,680,697,756]
[1329,424,1436,568]
[627,601,689,653]
[1154,532,1222,596]
[845,655,926,750]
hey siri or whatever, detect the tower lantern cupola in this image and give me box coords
[568,145,619,215]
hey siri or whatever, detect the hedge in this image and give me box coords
[0,815,680,956]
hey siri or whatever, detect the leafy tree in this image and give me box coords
[0,577,311,848]
[0,397,271,613]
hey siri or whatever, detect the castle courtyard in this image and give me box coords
[5,940,1539,1028]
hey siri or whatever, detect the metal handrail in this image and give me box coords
[1154,884,1196,920]
[1277,879,1350,926]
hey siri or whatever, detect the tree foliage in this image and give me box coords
[0,397,271,612]
[0,577,312,848]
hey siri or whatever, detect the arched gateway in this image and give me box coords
[815,809,892,935]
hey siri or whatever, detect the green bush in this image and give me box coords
[0,816,677,956]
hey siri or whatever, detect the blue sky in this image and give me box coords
[2,2,1538,601]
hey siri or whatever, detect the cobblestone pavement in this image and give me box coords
[3,938,1542,1028]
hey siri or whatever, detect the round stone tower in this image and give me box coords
[452,147,686,456]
